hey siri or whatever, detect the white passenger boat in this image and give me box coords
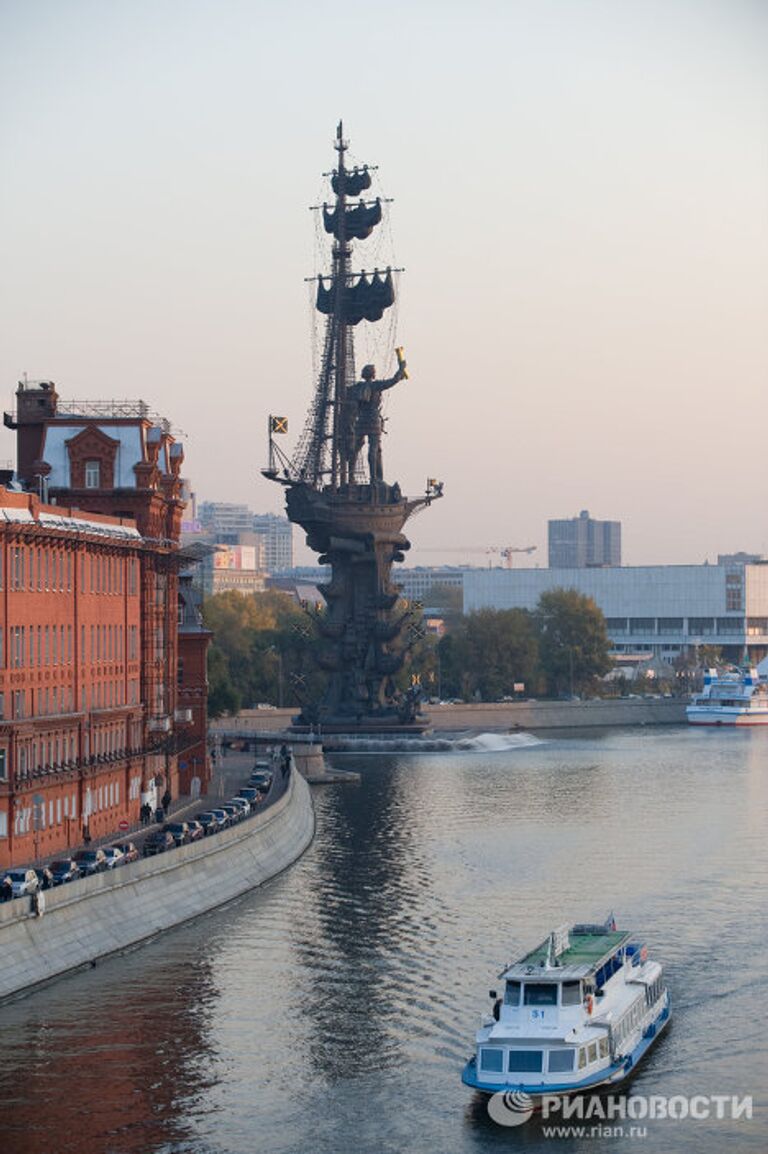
[686,667,768,726]
[462,917,670,1099]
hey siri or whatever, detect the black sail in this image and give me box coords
[331,166,372,197]
[316,269,395,326]
[323,199,382,241]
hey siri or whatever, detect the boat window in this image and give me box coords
[548,1049,575,1073]
[561,981,581,1006]
[578,1048,587,1069]
[523,983,558,1006]
[508,1050,543,1073]
[598,1037,609,1058]
[587,1042,598,1063]
[480,1048,504,1072]
[504,980,521,1006]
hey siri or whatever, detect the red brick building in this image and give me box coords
[0,381,211,868]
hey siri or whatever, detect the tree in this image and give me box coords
[535,588,612,696]
[202,590,327,715]
[438,608,539,701]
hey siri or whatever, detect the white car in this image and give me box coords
[101,847,126,869]
[4,868,39,897]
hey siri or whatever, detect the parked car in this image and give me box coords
[101,846,126,869]
[73,849,107,875]
[49,859,82,885]
[195,811,222,835]
[142,831,175,857]
[34,867,55,890]
[113,841,140,863]
[219,803,242,824]
[185,820,205,842]
[162,822,190,847]
[249,771,273,790]
[4,868,40,897]
[237,787,263,809]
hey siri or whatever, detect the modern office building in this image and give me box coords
[252,513,293,572]
[548,510,621,568]
[198,501,254,543]
[393,567,466,607]
[464,562,768,665]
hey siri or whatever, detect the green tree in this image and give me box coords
[535,588,613,696]
[202,590,326,715]
[438,608,539,701]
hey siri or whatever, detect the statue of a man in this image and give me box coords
[345,359,407,482]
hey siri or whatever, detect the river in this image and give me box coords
[0,726,765,1153]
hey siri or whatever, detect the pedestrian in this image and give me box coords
[1,875,12,902]
[83,824,92,846]
[161,789,171,812]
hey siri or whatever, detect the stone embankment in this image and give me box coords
[0,768,314,1003]
[215,697,687,737]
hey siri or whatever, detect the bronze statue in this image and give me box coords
[344,359,407,482]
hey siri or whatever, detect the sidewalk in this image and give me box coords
[36,748,275,867]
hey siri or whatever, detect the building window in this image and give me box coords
[85,460,100,488]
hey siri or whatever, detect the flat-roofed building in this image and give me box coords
[464,561,768,665]
[548,510,621,568]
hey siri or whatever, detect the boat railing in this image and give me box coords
[608,991,666,1057]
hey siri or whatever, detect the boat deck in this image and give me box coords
[502,928,632,981]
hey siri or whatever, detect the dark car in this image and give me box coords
[186,820,205,842]
[49,859,82,885]
[210,807,231,828]
[113,841,140,863]
[249,771,273,791]
[34,867,55,890]
[195,811,222,835]
[236,787,263,810]
[162,822,190,847]
[142,831,175,857]
[73,849,107,875]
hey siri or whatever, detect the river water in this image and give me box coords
[0,726,765,1154]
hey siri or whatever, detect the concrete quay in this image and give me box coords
[213,697,687,739]
[0,766,314,1004]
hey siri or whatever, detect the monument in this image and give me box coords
[264,124,443,732]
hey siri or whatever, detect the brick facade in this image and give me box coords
[0,382,212,868]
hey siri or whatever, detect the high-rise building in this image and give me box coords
[198,502,254,543]
[548,510,621,569]
[252,513,293,573]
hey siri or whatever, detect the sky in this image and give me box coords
[1,0,766,568]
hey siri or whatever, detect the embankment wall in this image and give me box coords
[217,698,687,736]
[0,770,314,1003]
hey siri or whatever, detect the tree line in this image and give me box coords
[203,586,614,717]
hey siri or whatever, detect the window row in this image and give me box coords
[5,545,139,596]
[2,623,140,669]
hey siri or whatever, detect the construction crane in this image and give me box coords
[417,545,537,568]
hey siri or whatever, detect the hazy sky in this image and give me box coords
[1,0,766,567]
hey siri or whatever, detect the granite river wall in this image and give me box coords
[0,768,314,1003]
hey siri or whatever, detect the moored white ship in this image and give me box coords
[462,917,669,1100]
[686,667,768,726]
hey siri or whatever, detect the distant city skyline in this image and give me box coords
[2,1,766,569]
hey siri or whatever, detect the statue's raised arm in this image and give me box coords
[345,350,409,482]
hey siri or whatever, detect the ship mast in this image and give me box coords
[332,121,349,491]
